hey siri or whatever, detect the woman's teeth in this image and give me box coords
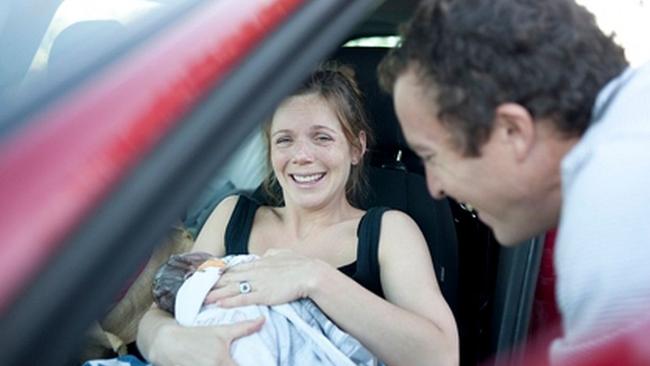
[291,173,325,183]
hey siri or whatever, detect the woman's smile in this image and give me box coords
[289,172,327,187]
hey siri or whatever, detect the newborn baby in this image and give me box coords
[152,252,380,366]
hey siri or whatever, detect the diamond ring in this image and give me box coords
[239,280,252,294]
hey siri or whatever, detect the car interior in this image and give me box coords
[0,0,553,365]
[332,5,550,364]
[188,40,546,366]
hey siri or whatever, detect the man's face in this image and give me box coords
[393,69,557,245]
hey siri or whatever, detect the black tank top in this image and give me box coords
[224,195,388,298]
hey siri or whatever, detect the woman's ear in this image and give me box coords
[494,103,535,162]
[351,131,367,165]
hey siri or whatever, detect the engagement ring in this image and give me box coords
[239,280,252,294]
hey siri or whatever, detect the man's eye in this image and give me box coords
[275,137,291,144]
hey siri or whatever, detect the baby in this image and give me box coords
[152,252,380,366]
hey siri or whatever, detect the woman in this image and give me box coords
[137,64,459,366]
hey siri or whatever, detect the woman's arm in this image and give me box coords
[310,210,459,366]
[191,194,239,255]
[137,195,252,365]
[212,210,459,366]
[309,211,459,365]
[137,305,264,366]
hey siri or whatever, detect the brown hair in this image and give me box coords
[262,62,373,207]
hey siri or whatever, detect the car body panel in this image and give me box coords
[0,0,304,314]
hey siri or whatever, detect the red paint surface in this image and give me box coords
[0,0,303,312]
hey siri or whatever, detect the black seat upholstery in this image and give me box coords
[331,47,502,366]
[331,47,459,315]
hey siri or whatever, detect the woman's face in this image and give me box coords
[269,93,362,210]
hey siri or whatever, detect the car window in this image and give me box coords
[25,0,161,84]
[0,0,200,131]
[183,128,267,237]
[343,36,400,48]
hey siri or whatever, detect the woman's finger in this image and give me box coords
[221,317,265,342]
[216,292,259,308]
[224,261,256,273]
[215,269,255,290]
[204,282,242,304]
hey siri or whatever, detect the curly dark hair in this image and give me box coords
[379,0,628,156]
[262,62,374,206]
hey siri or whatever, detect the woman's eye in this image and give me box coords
[315,134,333,142]
[275,137,291,145]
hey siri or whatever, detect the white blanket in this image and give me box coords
[175,255,380,366]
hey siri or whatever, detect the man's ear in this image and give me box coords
[494,103,535,161]
[351,131,367,165]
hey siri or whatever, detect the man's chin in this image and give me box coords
[491,225,540,247]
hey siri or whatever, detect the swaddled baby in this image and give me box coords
[152,252,380,366]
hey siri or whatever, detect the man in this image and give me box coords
[378,0,650,364]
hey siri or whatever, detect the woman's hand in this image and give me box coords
[205,249,326,307]
[148,318,265,366]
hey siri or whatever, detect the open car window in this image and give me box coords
[183,129,266,237]
[0,1,380,364]
[0,0,201,132]
[20,0,164,88]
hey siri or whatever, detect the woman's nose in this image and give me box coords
[291,140,314,164]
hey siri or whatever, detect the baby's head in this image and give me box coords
[152,252,225,314]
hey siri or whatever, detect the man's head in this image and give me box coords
[379,0,627,245]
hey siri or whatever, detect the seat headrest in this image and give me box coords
[331,47,423,174]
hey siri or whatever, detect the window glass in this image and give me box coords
[343,36,400,48]
[26,0,162,81]
[182,129,267,237]
[0,0,198,123]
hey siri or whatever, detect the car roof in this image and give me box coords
[352,0,419,38]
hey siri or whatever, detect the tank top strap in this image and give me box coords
[224,195,261,255]
[354,206,391,298]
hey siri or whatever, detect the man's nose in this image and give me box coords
[425,169,446,199]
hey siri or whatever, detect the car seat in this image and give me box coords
[330,46,502,366]
[328,48,460,312]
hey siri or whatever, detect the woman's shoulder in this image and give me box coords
[212,193,274,220]
[217,194,241,210]
[192,195,241,254]
[374,208,426,253]
[367,207,418,229]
